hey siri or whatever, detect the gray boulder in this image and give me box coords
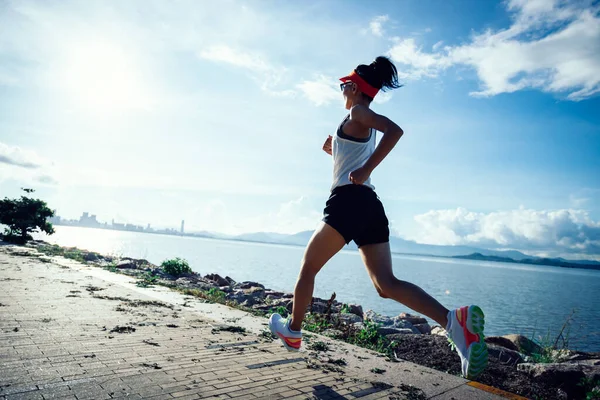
[413,323,432,335]
[352,322,364,331]
[311,301,329,314]
[348,304,363,318]
[396,313,427,325]
[265,290,284,300]
[485,336,520,352]
[333,313,362,325]
[236,281,265,289]
[83,252,99,262]
[488,344,524,367]
[205,273,229,287]
[431,325,447,337]
[116,260,136,269]
[378,327,415,336]
[364,310,393,326]
[500,334,542,355]
[227,289,247,303]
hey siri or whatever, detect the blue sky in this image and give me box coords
[1,0,599,259]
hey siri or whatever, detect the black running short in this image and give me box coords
[322,184,390,247]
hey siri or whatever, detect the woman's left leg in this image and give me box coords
[358,241,449,327]
[359,241,488,379]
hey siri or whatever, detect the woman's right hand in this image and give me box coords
[323,135,332,156]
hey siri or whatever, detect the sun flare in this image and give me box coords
[59,38,150,115]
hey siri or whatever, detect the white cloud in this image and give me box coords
[0,142,43,169]
[369,15,389,37]
[411,207,600,258]
[388,37,452,80]
[296,75,341,107]
[237,196,321,234]
[387,1,600,100]
[200,45,271,72]
[199,45,295,97]
[189,196,321,235]
[0,142,62,186]
[373,92,393,104]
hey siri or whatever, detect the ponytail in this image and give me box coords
[355,56,402,101]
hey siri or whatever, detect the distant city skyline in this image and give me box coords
[50,211,182,236]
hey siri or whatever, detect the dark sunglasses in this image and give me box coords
[340,81,354,91]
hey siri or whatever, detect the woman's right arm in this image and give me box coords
[322,135,332,156]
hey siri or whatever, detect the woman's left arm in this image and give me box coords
[348,105,404,184]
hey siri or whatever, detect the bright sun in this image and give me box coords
[59,38,151,115]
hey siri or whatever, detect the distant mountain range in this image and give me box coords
[454,253,600,270]
[189,229,600,270]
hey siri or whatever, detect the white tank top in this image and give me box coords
[331,115,376,191]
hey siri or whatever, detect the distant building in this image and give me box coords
[181,220,185,234]
[79,212,100,227]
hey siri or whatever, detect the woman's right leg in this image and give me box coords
[289,222,346,331]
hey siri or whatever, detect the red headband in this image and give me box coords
[339,70,379,98]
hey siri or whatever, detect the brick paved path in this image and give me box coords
[0,245,506,400]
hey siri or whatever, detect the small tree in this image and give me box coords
[0,188,55,244]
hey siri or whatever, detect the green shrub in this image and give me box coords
[0,189,55,244]
[529,310,575,363]
[207,287,226,301]
[136,272,158,287]
[348,319,391,355]
[270,305,289,317]
[160,258,191,276]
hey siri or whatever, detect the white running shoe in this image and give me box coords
[446,305,488,379]
[269,313,302,352]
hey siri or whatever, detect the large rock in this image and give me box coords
[264,290,284,300]
[413,323,432,335]
[236,281,265,290]
[204,273,229,287]
[501,334,542,355]
[311,301,329,314]
[364,310,393,326]
[378,327,415,336]
[83,252,99,262]
[347,304,363,318]
[227,290,247,304]
[488,344,524,367]
[431,325,447,337]
[116,260,136,269]
[270,298,293,309]
[242,287,265,304]
[392,319,416,330]
[485,336,520,352]
[352,322,364,331]
[174,277,213,291]
[333,313,362,325]
[396,313,427,325]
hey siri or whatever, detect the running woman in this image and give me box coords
[269,56,488,379]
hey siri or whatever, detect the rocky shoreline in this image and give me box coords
[17,241,600,399]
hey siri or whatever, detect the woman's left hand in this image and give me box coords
[349,166,371,185]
